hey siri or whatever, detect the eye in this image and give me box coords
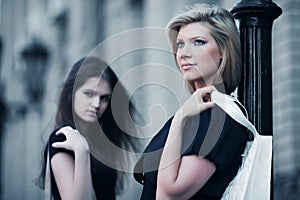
[176,41,185,49]
[193,39,207,46]
[84,91,94,98]
[100,94,111,102]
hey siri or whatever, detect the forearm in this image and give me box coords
[157,111,187,187]
[71,151,95,200]
[157,112,216,199]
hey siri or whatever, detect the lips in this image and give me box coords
[86,110,98,117]
[181,63,195,70]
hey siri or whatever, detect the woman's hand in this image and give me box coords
[178,86,216,119]
[52,126,90,154]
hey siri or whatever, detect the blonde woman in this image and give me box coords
[135,3,249,200]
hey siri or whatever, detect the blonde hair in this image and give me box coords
[167,3,242,94]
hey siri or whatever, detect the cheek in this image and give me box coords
[176,54,180,64]
[99,102,109,115]
[73,95,80,113]
[194,50,220,70]
[74,94,84,106]
[175,54,183,72]
[74,99,84,117]
[207,47,222,65]
[74,93,89,114]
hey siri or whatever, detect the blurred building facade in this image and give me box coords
[0,0,298,199]
[272,0,300,199]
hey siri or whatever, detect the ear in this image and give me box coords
[219,52,223,61]
[219,58,223,66]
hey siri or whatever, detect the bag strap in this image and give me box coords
[211,91,258,137]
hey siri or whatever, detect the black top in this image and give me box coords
[47,128,117,200]
[135,107,249,200]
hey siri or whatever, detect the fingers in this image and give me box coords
[201,101,215,110]
[52,141,66,148]
[198,86,217,112]
[55,126,73,136]
[195,86,217,103]
[52,126,89,153]
[200,85,217,97]
[52,126,77,149]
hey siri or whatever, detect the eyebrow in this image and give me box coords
[84,88,112,96]
[101,94,112,97]
[83,88,97,92]
[176,36,206,41]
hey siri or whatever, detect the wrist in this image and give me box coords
[74,149,91,166]
[75,145,90,158]
[173,110,189,129]
[175,109,189,123]
[74,130,90,155]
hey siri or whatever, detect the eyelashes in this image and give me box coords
[176,39,207,49]
[83,90,111,102]
[176,41,185,48]
[193,39,207,46]
[84,91,94,98]
[100,95,111,102]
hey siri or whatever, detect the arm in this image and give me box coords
[51,126,96,200]
[156,86,216,200]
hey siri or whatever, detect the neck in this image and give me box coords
[74,118,91,133]
[194,79,209,89]
[193,81,226,95]
[194,83,204,89]
[194,76,224,90]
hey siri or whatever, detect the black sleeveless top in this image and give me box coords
[134,107,249,200]
[47,129,117,200]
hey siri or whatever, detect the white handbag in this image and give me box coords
[211,91,272,200]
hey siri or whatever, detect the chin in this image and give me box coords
[183,75,200,83]
[82,117,98,123]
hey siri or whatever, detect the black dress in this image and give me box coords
[47,129,117,200]
[134,107,249,200]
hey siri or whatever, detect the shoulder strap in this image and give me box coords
[211,91,258,137]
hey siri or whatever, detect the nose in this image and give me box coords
[177,44,191,59]
[92,97,100,109]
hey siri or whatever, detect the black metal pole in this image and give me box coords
[231,0,282,136]
[231,1,282,199]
